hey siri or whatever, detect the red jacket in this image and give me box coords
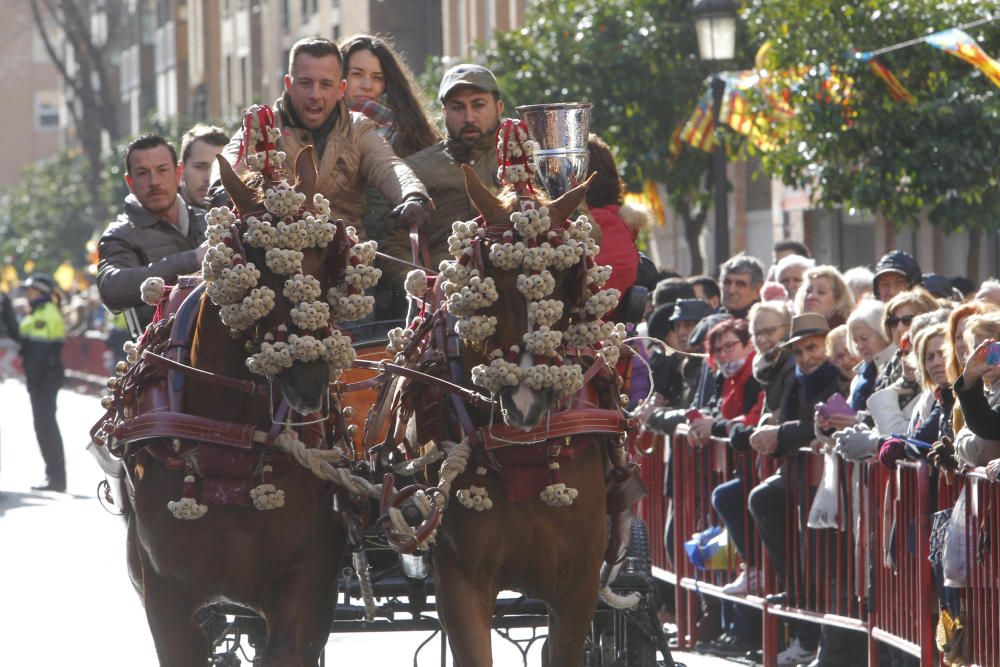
[590,205,639,296]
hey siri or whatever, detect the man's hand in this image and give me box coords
[688,417,713,448]
[750,425,779,455]
[391,197,430,230]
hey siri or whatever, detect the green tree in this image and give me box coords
[744,0,1000,275]
[477,0,751,274]
[0,112,218,276]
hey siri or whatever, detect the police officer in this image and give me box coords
[19,274,67,492]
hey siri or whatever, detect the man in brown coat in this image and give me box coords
[97,134,208,336]
[215,37,429,240]
[380,64,503,288]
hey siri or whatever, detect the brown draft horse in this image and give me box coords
[388,165,635,666]
[99,148,351,666]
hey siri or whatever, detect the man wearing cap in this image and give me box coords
[19,274,67,492]
[747,312,850,665]
[872,250,921,302]
[380,64,504,288]
[214,37,429,241]
[98,134,209,338]
[644,299,715,413]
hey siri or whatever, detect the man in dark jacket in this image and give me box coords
[97,134,208,337]
[381,64,503,288]
[747,313,859,665]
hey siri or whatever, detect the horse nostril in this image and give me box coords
[280,360,329,414]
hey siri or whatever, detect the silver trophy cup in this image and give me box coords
[516,102,593,198]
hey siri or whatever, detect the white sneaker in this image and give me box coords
[721,566,762,595]
[777,637,818,666]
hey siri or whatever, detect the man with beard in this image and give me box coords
[381,64,503,288]
[214,37,429,241]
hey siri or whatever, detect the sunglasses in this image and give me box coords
[887,315,915,328]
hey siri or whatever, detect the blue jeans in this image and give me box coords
[712,475,755,566]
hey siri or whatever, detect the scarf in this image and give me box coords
[783,361,840,421]
[753,346,791,387]
[720,350,757,419]
[349,96,397,146]
[275,93,341,161]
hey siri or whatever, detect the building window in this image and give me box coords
[35,92,59,131]
[301,0,309,20]
[281,0,290,30]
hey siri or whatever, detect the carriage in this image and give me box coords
[90,103,676,666]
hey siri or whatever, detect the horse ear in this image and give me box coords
[546,172,595,226]
[294,146,317,201]
[215,154,256,215]
[461,163,507,224]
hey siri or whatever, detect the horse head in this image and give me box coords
[436,162,622,429]
[207,138,375,417]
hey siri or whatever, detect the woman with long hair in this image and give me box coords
[340,34,441,160]
[339,34,441,329]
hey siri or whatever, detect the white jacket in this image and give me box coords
[866,385,920,438]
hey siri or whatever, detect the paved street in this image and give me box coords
[0,379,733,666]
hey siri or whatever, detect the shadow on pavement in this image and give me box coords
[0,489,92,517]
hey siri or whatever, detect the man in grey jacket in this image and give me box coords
[97,134,207,336]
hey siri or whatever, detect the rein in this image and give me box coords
[341,358,491,406]
[142,349,270,397]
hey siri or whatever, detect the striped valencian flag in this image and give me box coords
[679,98,716,152]
[925,28,1000,89]
[868,59,916,104]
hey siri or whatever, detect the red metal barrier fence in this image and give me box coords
[1,333,110,391]
[634,424,1000,667]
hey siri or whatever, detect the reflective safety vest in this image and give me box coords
[20,301,66,343]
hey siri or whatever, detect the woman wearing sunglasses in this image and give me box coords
[874,288,941,392]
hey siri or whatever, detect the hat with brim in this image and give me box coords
[670,298,716,323]
[21,274,54,296]
[647,303,675,341]
[688,312,732,350]
[438,64,500,103]
[782,312,830,347]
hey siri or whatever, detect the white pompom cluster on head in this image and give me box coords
[323,232,379,323]
[203,106,383,381]
[246,327,355,377]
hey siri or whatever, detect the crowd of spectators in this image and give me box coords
[632,243,999,666]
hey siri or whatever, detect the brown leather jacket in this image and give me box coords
[218,97,428,241]
[380,134,499,287]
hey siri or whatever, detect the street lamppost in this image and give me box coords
[693,0,738,268]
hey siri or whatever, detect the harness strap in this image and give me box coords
[142,349,270,397]
[115,411,258,450]
[482,408,627,450]
[582,355,607,384]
